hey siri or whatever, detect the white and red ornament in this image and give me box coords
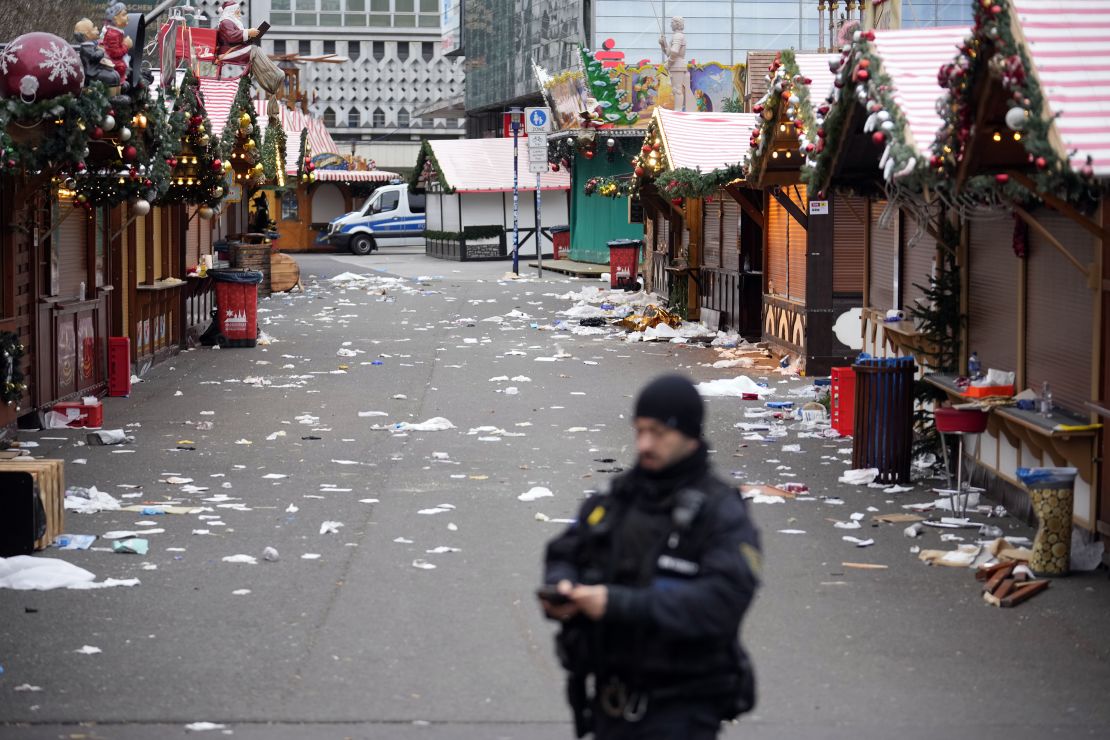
[0,32,84,101]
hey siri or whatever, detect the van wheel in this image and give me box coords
[350,235,375,255]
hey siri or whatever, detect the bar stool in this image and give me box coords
[933,408,989,517]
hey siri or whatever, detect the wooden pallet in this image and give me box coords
[0,459,65,550]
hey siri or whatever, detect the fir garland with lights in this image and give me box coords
[295,128,316,185]
[800,32,927,195]
[931,0,1101,206]
[261,110,288,189]
[71,87,184,209]
[221,76,265,189]
[163,71,228,207]
[411,138,453,192]
[0,330,27,406]
[748,50,820,185]
[0,81,111,174]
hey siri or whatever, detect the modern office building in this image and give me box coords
[461,0,973,135]
[190,0,466,172]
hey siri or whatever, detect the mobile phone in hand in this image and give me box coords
[536,585,572,606]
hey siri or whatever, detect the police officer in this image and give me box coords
[540,374,761,739]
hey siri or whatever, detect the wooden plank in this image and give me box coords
[1000,579,1050,608]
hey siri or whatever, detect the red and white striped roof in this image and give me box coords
[425,138,570,193]
[655,109,760,172]
[793,53,838,108]
[197,78,240,137]
[869,26,968,157]
[1012,0,1110,177]
[313,169,399,183]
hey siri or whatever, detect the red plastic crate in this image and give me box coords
[830,366,856,436]
[52,401,103,428]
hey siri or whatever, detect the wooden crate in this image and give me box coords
[0,459,65,550]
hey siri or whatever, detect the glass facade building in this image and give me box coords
[463,0,974,114]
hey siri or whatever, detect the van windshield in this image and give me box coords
[360,195,378,216]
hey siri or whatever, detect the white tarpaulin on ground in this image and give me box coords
[0,556,140,590]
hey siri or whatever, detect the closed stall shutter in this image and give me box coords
[868,199,897,310]
[968,212,1018,375]
[766,195,789,297]
[721,198,741,272]
[1026,210,1094,411]
[901,211,937,313]
[833,194,866,295]
[786,184,807,302]
[186,208,200,268]
[703,197,721,268]
[55,202,88,299]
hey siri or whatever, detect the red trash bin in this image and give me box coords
[830,366,856,436]
[210,269,263,348]
[551,226,570,260]
[607,239,641,290]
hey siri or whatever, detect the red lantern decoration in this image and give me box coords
[1035,157,1047,169]
[634,166,645,177]
[91,127,104,140]
[123,145,138,162]
[641,144,652,154]
[583,149,595,160]
[995,173,1010,184]
[0,32,84,100]
[856,69,870,82]
[858,59,871,69]
[871,131,886,145]
[212,159,223,171]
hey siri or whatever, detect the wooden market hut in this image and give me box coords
[803,27,969,366]
[255,106,399,252]
[632,108,762,333]
[922,0,1110,535]
[549,129,646,264]
[414,138,570,261]
[744,51,857,374]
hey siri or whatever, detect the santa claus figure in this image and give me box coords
[99,2,132,86]
[216,0,259,72]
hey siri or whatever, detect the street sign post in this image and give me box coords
[524,107,552,134]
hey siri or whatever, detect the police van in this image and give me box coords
[324,182,426,255]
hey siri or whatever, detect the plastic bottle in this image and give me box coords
[1041,381,1052,417]
[968,351,981,379]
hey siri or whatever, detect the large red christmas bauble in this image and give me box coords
[0,32,84,101]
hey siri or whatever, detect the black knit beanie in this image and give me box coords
[634,374,704,439]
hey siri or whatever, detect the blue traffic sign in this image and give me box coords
[524,106,552,133]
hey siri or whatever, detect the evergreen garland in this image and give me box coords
[801,32,928,195]
[162,70,228,207]
[221,76,264,189]
[749,49,820,187]
[931,0,1102,206]
[0,81,111,173]
[295,128,316,185]
[261,110,288,188]
[0,330,27,406]
[72,86,184,208]
[411,139,451,193]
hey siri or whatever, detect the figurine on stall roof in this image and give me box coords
[73,18,121,90]
[216,0,259,75]
[659,16,692,111]
[100,2,133,88]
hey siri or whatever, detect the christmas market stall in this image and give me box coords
[923,0,1110,534]
[255,107,399,252]
[605,108,760,331]
[413,138,570,262]
[0,29,142,427]
[803,27,967,372]
[744,51,850,374]
[542,47,647,265]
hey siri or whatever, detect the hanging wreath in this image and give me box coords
[0,330,27,406]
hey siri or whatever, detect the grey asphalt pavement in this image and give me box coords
[2,249,1109,739]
